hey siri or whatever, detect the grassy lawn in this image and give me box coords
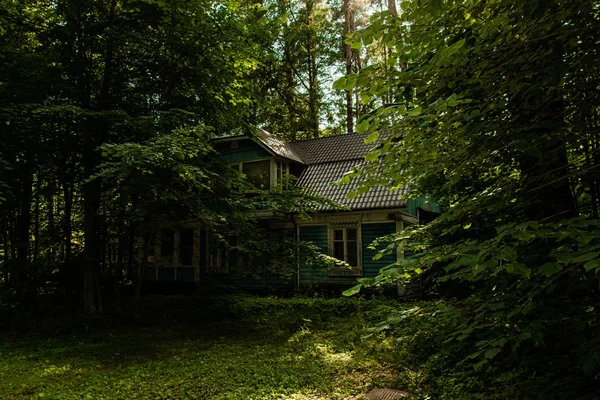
[0,297,403,400]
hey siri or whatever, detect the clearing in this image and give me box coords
[0,296,405,400]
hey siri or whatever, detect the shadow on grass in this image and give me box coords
[0,319,396,400]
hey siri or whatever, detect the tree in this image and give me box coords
[0,0,276,312]
[256,0,348,140]
[341,0,600,395]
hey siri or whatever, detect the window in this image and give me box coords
[242,160,271,189]
[160,229,175,264]
[329,226,361,276]
[209,235,234,274]
[229,159,274,190]
[211,243,229,274]
[151,228,196,282]
[179,229,194,266]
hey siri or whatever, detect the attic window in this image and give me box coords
[230,141,239,149]
[242,160,271,190]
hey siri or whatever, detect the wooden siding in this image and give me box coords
[214,139,271,163]
[407,196,441,216]
[362,222,397,276]
[299,222,397,286]
[298,225,329,283]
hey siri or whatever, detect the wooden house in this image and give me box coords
[143,129,440,291]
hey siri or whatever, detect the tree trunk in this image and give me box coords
[16,168,33,304]
[344,0,353,134]
[387,0,397,17]
[82,173,101,313]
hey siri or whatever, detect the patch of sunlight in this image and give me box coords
[287,327,313,342]
[41,364,72,377]
[316,344,354,363]
[286,391,362,400]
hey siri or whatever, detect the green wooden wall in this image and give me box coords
[214,139,271,163]
[407,196,441,216]
[298,222,397,286]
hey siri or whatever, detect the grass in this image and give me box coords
[0,296,404,400]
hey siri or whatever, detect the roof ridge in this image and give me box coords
[305,158,364,166]
[291,132,364,144]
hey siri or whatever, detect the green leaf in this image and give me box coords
[573,252,598,263]
[364,131,380,144]
[505,262,531,278]
[342,284,363,296]
[332,77,346,90]
[447,39,466,56]
[496,246,517,262]
[407,106,422,116]
[344,74,358,91]
[356,119,370,133]
[584,258,600,271]
[346,191,358,200]
[364,150,379,162]
[539,262,563,277]
[484,347,501,359]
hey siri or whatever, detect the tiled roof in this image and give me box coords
[224,129,406,211]
[296,160,407,211]
[290,133,379,164]
[254,128,305,164]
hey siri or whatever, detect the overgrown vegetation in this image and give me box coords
[339,0,600,398]
[0,296,409,400]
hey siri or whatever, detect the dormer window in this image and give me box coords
[242,160,271,190]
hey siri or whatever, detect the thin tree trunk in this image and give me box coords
[16,168,33,304]
[115,196,127,297]
[388,0,397,17]
[33,174,41,265]
[344,0,353,134]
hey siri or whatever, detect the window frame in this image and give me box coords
[229,157,276,190]
[328,224,362,277]
[151,228,196,282]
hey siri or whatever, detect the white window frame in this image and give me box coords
[328,224,362,277]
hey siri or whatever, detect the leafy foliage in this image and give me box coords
[338,0,600,397]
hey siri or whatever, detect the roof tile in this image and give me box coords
[297,160,407,211]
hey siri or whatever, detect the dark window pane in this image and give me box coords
[180,229,194,265]
[177,268,194,282]
[346,241,358,267]
[158,268,175,281]
[243,160,271,190]
[334,242,344,260]
[144,268,157,280]
[347,228,357,241]
[334,229,343,241]
[160,229,174,260]
[180,229,193,247]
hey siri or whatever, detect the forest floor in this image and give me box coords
[0,296,411,400]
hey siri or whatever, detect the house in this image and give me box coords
[143,128,440,291]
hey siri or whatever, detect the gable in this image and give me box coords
[214,138,272,163]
